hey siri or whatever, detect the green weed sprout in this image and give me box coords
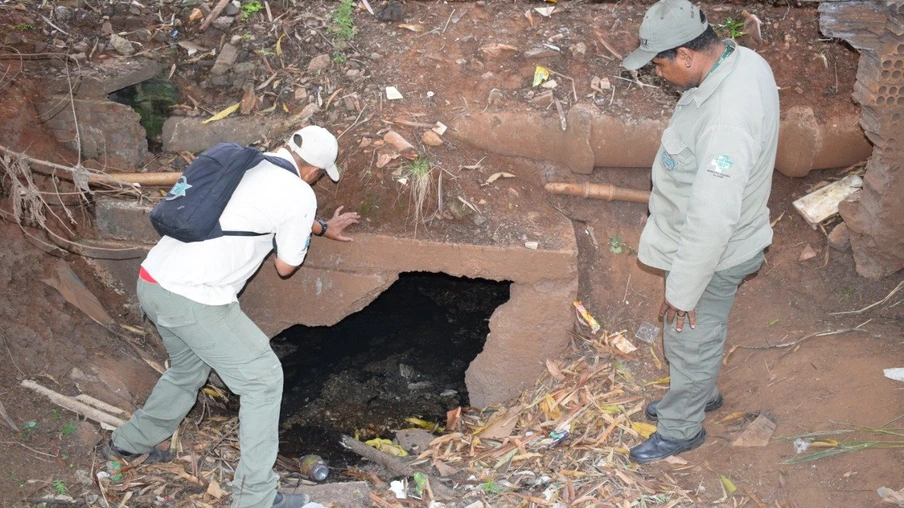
[718,18,746,39]
[21,421,37,441]
[403,157,435,235]
[330,0,357,45]
[241,1,264,21]
[52,480,68,496]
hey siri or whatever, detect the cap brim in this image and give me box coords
[324,163,340,182]
[622,47,657,71]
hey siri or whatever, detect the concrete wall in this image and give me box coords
[90,199,579,407]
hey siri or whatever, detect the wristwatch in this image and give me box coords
[314,219,328,237]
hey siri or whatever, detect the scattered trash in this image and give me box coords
[794,437,812,453]
[385,86,404,100]
[524,241,539,250]
[877,486,904,507]
[731,413,777,447]
[884,368,904,382]
[541,79,558,89]
[610,333,637,354]
[635,322,659,344]
[573,301,601,334]
[298,454,329,481]
[412,471,428,497]
[432,122,447,136]
[532,66,551,87]
[534,6,555,17]
[389,479,407,499]
[548,430,569,447]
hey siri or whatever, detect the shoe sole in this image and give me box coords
[101,441,172,465]
[630,428,707,464]
[645,394,724,421]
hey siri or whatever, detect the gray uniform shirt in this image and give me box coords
[638,40,779,311]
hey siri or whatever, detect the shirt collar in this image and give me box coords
[677,39,739,108]
[272,147,301,176]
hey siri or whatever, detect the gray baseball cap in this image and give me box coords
[622,0,709,70]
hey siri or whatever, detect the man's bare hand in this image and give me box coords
[659,299,696,332]
[324,206,360,242]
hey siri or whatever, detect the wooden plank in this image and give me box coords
[792,174,863,226]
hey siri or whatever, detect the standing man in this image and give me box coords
[105,126,360,507]
[622,0,779,463]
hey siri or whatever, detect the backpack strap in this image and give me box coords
[219,151,301,239]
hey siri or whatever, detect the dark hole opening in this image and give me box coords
[270,272,511,471]
[107,78,179,149]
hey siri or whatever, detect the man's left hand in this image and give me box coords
[659,299,696,332]
[324,206,360,242]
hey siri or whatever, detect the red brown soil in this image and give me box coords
[1,1,902,507]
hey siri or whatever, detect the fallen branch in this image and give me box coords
[200,0,231,32]
[830,279,904,316]
[738,327,866,350]
[340,435,455,500]
[0,399,18,431]
[20,379,126,429]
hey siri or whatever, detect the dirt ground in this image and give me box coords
[1,0,903,507]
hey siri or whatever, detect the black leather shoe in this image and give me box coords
[629,428,707,464]
[272,492,312,507]
[645,393,723,421]
[101,440,172,464]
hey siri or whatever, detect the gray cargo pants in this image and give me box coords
[655,251,764,441]
[113,279,283,508]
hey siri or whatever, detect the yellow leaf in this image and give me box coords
[600,404,622,415]
[365,438,409,457]
[644,376,670,386]
[201,102,241,124]
[398,23,425,32]
[810,439,840,448]
[717,411,747,424]
[631,422,657,438]
[485,172,516,185]
[720,474,737,495]
[405,417,444,433]
[276,34,285,57]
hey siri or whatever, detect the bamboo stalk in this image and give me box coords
[545,182,650,203]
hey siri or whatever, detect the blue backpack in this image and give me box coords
[150,143,297,242]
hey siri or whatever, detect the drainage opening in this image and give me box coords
[271,272,511,469]
[108,78,179,147]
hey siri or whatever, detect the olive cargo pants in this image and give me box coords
[113,279,283,508]
[655,252,764,441]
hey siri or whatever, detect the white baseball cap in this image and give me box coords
[287,126,340,182]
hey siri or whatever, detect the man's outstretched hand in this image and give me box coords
[324,206,360,242]
[659,299,696,332]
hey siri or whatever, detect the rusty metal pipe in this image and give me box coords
[545,182,650,203]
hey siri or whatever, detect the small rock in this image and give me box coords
[55,6,74,22]
[525,241,539,250]
[72,41,89,52]
[473,215,487,227]
[74,421,102,448]
[377,0,405,22]
[212,16,234,31]
[827,223,851,252]
[528,90,555,107]
[570,42,587,56]
[210,42,238,75]
[233,62,256,74]
[798,244,818,262]
[395,429,435,454]
[422,131,443,146]
[70,52,88,62]
[223,2,240,16]
[346,69,360,79]
[109,34,135,56]
[307,54,331,72]
[523,47,558,60]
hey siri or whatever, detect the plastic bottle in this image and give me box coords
[299,454,329,482]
